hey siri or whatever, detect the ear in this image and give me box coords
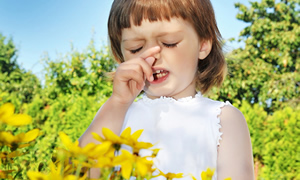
[198,40,212,60]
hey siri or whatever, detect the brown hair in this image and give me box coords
[108,0,227,94]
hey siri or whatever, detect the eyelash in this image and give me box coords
[129,43,178,54]
[130,47,142,54]
[163,43,178,48]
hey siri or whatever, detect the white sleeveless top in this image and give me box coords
[121,92,231,180]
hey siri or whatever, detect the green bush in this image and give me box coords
[239,101,300,179]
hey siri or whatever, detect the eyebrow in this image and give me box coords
[122,30,183,42]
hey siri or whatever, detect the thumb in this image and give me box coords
[145,56,156,66]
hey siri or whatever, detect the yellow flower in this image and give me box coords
[92,127,154,154]
[155,169,184,180]
[27,163,88,180]
[92,127,127,152]
[59,132,110,159]
[0,103,32,126]
[0,129,40,147]
[189,173,197,180]
[201,168,215,180]
[0,170,13,179]
[94,149,115,168]
[113,149,153,179]
[224,178,232,180]
[0,150,26,165]
[120,127,154,154]
[49,161,88,180]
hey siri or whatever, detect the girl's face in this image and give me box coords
[121,18,211,99]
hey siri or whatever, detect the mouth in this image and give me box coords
[151,69,169,84]
[153,70,169,80]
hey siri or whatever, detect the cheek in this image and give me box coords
[122,51,135,62]
[173,46,199,69]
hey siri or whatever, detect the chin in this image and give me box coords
[144,87,175,99]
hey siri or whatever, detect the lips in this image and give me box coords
[151,69,169,84]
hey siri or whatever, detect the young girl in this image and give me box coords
[79,0,254,179]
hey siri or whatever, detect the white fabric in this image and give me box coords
[121,92,231,180]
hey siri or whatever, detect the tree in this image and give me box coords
[209,0,300,113]
[42,39,116,99]
[0,33,41,108]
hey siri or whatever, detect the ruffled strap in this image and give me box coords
[215,101,232,146]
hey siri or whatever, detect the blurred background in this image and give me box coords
[0,0,248,77]
[0,0,299,179]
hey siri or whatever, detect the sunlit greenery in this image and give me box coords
[0,0,299,179]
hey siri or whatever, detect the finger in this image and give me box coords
[140,46,160,59]
[136,59,154,82]
[124,58,154,82]
[116,64,145,86]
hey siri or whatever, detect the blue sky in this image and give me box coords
[0,0,249,77]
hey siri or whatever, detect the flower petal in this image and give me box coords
[131,129,143,141]
[22,129,40,142]
[136,158,151,177]
[27,171,48,180]
[102,128,121,143]
[120,161,133,179]
[59,132,73,149]
[0,131,15,144]
[120,127,131,138]
[90,141,111,157]
[0,103,14,120]
[113,149,133,164]
[91,132,104,142]
[201,171,207,180]
[5,114,32,126]
[7,151,25,158]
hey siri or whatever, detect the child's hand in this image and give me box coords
[111,46,160,106]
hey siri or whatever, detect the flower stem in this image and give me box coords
[75,163,82,179]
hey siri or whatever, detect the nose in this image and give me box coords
[153,51,161,60]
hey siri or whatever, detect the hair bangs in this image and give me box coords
[116,0,191,30]
[129,0,189,27]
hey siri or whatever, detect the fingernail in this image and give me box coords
[145,57,154,62]
[149,75,154,82]
[145,57,155,66]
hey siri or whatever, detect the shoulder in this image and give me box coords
[217,105,255,179]
[219,104,246,125]
[219,104,250,138]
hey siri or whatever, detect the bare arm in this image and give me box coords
[78,46,160,145]
[78,96,131,146]
[217,105,254,180]
[77,46,160,178]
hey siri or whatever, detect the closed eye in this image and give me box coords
[130,47,143,54]
[163,42,178,48]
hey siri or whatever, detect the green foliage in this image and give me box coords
[210,0,300,113]
[261,105,300,179]
[239,101,300,179]
[0,33,116,179]
[43,40,115,98]
[0,34,41,109]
